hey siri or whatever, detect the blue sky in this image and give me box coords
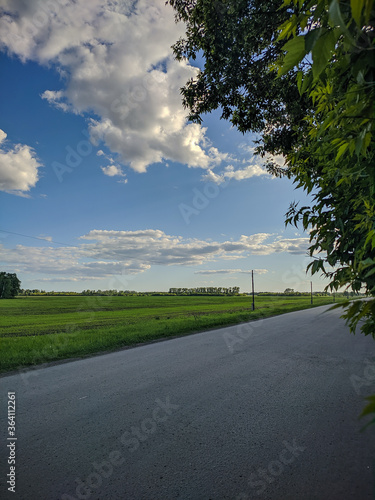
[0,0,324,293]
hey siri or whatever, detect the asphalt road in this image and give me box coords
[1,304,375,500]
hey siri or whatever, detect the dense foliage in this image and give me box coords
[168,0,311,172]
[0,272,21,299]
[277,0,374,336]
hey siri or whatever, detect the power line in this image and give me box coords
[0,229,73,247]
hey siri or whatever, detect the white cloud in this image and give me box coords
[41,90,70,111]
[35,277,84,283]
[0,230,309,280]
[0,129,42,194]
[266,153,285,167]
[0,0,228,173]
[0,129,7,144]
[225,164,267,181]
[38,235,53,242]
[203,163,268,184]
[101,164,126,177]
[195,269,268,275]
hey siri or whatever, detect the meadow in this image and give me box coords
[0,294,344,373]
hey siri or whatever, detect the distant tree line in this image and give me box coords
[168,287,240,295]
[258,290,364,297]
[257,291,318,297]
[81,289,137,296]
[19,289,178,296]
[16,287,364,298]
[19,289,81,296]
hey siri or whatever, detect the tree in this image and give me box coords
[0,272,21,299]
[168,0,312,170]
[168,0,374,336]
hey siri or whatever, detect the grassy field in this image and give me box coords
[0,294,344,373]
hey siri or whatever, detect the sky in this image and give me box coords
[0,0,325,293]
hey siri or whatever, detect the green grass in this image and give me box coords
[0,295,344,373]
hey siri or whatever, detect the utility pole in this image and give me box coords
[310,281,313,305]
[252,270,255,311]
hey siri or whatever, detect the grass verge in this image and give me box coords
[0,295,345,373]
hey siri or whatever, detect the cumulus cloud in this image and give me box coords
[0,229,309,281]
[201,140,287,184]
[203,163,269,184]
[0,0,230,173]
[238,144,285,166]
[41,90,70,112]
[101,164,126,177]
[0,129,42,194]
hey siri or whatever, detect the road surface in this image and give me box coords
[1,304,375,499]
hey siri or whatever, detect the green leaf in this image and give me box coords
[278,0,293,10]
[364,231,374,247]
[364,0,373,24]
[335,142,349,161]
[329,0,346,28]
[278,36,307,76]
[310,259,325,275]
[304,72,314,93]
[363,132,372,154]
[329,302,350,311]
[351,0,365,26]
[312,30,336,80]
[277,16,298,41]
[364,267,375,279]
[360,396,375,418]
[355,130,366,156]
[296,70,303,93]
[328,0,356,43]
[305,28,324,53]
[336,177,347,187]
